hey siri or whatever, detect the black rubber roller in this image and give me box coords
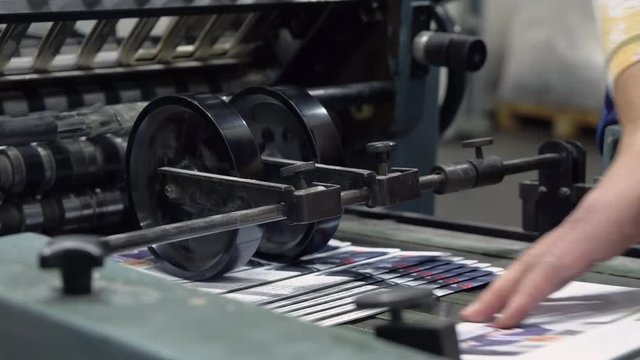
[230,85,344,260]
[126,93,264,280]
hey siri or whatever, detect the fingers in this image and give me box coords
[492,255,588,328]
[459,258,529,322]
[460,231,588,328]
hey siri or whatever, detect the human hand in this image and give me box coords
[460,153,640,328]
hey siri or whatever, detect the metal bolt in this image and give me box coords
[294,175,308,190]
[366,141,397,176]
[537,186,548,194]
[164,184,180,200]
[558,187,571,198]
[280,162,316,190]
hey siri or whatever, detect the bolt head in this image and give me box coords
[164,184,180,199]
[558,187,571,198]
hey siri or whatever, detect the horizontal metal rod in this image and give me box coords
[2,81,396,145]
[72,153,561,255]
[100,204,286,254]
[341,188,371,207]
[419,173,446,191]
[307,81,394,109]
[99,186,373,254]
[0,0,358,23]
[219,81,394,109]
[502,153,562,176]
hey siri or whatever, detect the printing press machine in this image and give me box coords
[2,1,640,359]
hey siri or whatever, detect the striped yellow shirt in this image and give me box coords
[595,0,640,87]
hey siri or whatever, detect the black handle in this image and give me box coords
[355,287,459,359]
[413,31,487,72]
[39,234,106,295]
[413,4,487,134]
[356,287,436,322]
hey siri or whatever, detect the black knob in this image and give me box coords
[39,234,106,295]
[413,31,487,72]
[366,141,397,154]
[366,141,397,176]
[280,161,316,189]
[356,288,459,359]
[461,137,493,159]
[356,287,436,323]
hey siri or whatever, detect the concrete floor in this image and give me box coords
[434,126,603,228]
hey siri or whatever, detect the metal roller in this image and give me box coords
[0,134,127,194]
[229,85,344,260]
[0,188,127,235]
[126,93,264,281]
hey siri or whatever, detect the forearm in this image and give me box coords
[585,2,640,228]
[460,2,640,327]
[593,1,640,165]
[614,62,640,151]
[557,63,640,261]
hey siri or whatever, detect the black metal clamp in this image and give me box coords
[355,287,460,359]
[430,137,504,194]
[520,140,587,234]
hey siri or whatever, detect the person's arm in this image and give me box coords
[460,1,640,328]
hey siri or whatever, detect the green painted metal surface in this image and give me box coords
[338,215,640,333]
[337,216,640,282]
[0,233,441,360]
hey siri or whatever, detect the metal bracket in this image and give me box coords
[369,168,420,207]
[158,167,342,224]
[262,157,375,189]
[520,140,587,234]
[262,157,421,207]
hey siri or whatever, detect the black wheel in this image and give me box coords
[126,93,263,280]
[230,85,344,260]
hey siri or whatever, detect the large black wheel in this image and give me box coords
[230,85,344,260]
[126,93,263,280]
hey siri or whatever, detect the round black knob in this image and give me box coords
[366,141,397,154]
[464,38,487,72]
[39,234,106,295]
[356,287,437,324]
[279,161,316,178]
[356,287,436,310]
[413,31,487,72]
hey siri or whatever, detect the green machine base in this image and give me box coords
[0,233,436,360]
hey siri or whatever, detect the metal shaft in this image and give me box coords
[99,186,374,254]
[341,188,371,206]
[93,153,562,255]
[101,204,287,254]
[307,81,394,109]
[502,154,562,175]
[419,173,446,191]
[2,81,396,146]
